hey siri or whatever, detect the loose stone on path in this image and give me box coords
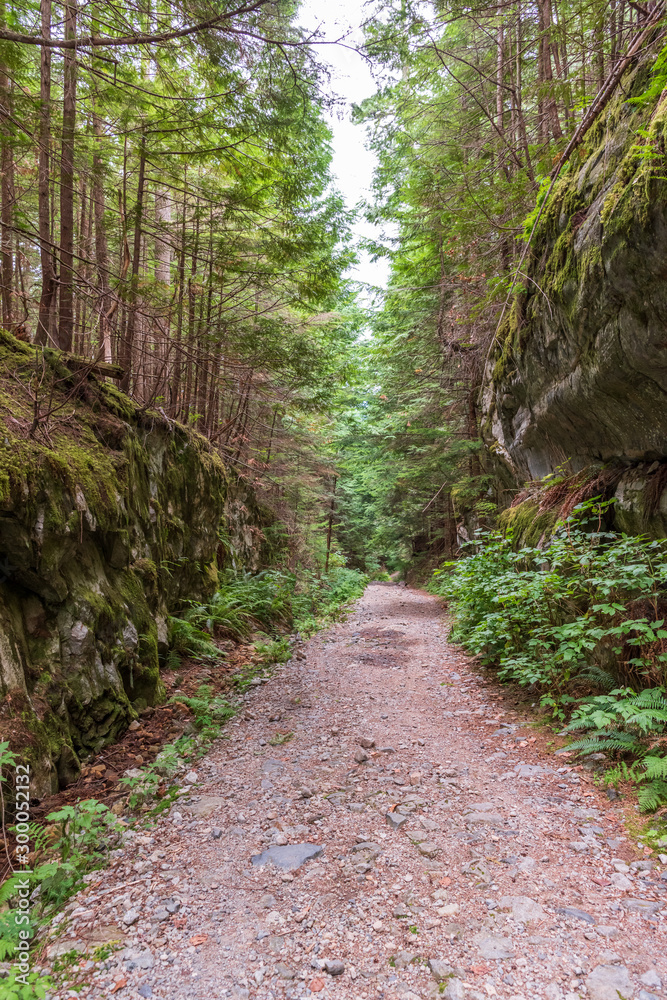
[40,584,667,1000]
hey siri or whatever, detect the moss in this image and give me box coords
[499,500,561,548]
[0,334,276,785]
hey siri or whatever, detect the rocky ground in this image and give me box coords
[42,584,667,1000]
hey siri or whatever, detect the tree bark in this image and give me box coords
[58,0,77,351]
[35,0,57,346]
[120,134,146,392]
[0,0,13,333]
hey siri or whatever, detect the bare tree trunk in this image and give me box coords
[0,0,13,334]
[120,135,146,392]
[539,0,563,141]
[170,172,187,417]
[154,188,171,284]
[58,0,77,351]
[496,10,504,137]
[325,477,337,574]
[513,3,535,183]
[92,109,111,361]
[595,13,605,89]
[35,0,57,345]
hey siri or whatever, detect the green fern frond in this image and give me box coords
[567,732,643,756]
[637,779,667,812]
[630,688,667,710]
[577,665,617,691]
[644,754,667,780]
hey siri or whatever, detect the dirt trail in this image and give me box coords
[45,585,666,1000]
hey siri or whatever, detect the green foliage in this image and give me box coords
[435,499,667,810]
[0,967,53,999]
[432,500,667,695]
[167,617,224,669]
[171,685,236,741]
[629,42,667,106]
[565,688,667,811]
[168,566,367,664]
[45,799,122,867]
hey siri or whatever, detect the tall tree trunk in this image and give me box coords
[58,0,77,351]
[120,135,146,392]
[325,477,337,574]
[91,6,111,362]
[0,0,13,334]
[92,109,111,361]
[539,0,563,141]
[154,188,171,284]
[36,0,56,346]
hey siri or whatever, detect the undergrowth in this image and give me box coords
[167,565,368,666]
[431,499,667,812]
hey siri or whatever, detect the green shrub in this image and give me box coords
[432,500,667,695]
[432,498,667,810]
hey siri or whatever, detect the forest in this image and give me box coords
[0,0,663,564]
[1,0,667,991]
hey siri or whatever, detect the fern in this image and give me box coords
[631,688,667,710]
[605,760,643,785]
[644,755,667,780]
[566,732,644,755]
[577,665,617,691]
[637,779,667,812]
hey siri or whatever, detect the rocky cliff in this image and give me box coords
[0,333,273,795]
[483,51,667,531]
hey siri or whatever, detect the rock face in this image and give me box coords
[0,334,273,793]
[483,53,667,516]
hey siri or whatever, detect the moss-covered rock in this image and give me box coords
[483,49,667,508]
[0,333,275,794]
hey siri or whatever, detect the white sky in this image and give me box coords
[298,0,391,291]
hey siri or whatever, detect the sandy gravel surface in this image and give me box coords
[44,584,667,1000]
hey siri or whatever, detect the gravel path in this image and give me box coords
[45,584,667,1000]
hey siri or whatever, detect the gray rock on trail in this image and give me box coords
[596,925,620,939]
[640,969,662,989]
[323,959,345,976]
[359,736,375,748]
[275,963,294,979]
[556,906,596,924]
[121,948,154,971]
[428,958,455,981]
[585,964,633,1000]
[498,895,546,922]
[351,841,382,858]
[638,991,660,1000]
[386,811,408,830]
[188,795,226,818]
[393,951,417,969]
[418,841,440,858]
[443,981,466,1000]
[122,908,140,926]
[354,748,369,763]
[473,934,515,960]
[514,763,553,777]
[251,843,324,871]
[466,811,503,825]
[622,898,662,917]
